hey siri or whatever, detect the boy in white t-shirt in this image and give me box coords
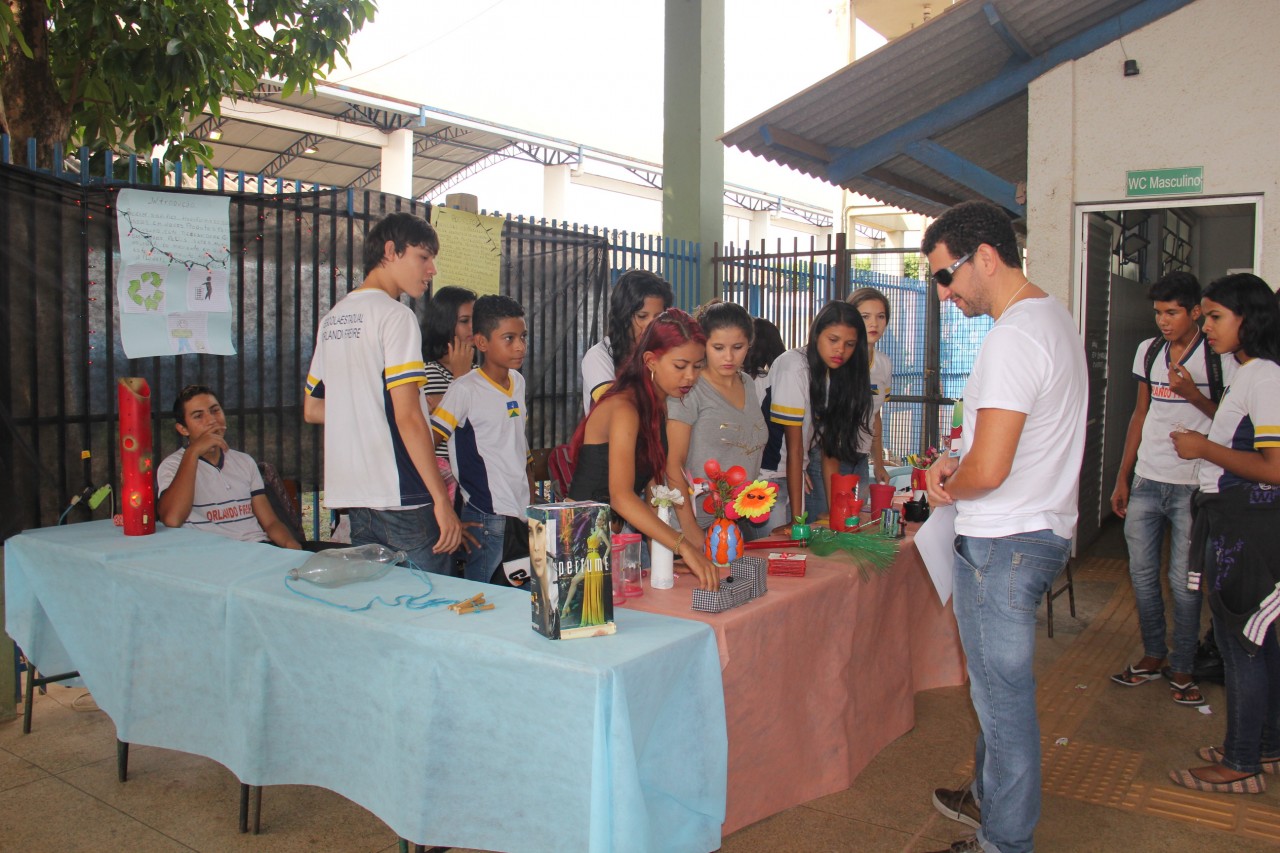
[432,295,534,585]
[1109,272,1233,705]
[304,213,462,573]
[157,384,301,549]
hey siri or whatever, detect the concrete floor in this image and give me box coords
[4,519,1276,852]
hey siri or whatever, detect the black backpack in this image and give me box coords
[1143,336,1225,404]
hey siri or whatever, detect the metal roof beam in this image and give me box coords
[262,133,325,177]
[904,140,1024,216]
[825,0,1195,184]
[983,2,1034,62]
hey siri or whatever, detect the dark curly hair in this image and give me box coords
[362,212,439,277]
[422,286,477,362]
[922,200,1021,269]
[1202,273,1280,364]
[606,269,674,370]
[1146,271,1201,312]
[745,318,785,378]
[695,300,754,342]
[807,302,872,462]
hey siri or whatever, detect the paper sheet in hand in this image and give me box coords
[913,503,957,605]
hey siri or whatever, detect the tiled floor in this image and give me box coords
[5,519,1278,852]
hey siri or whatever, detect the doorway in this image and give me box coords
[1072,196,1261,548]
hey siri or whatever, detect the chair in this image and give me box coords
[257,460,306,544]
[1045,557,1077,638]
[546,444,575,501]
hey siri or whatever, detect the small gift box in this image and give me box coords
[766,552,808,577]
[729,555,768,599]
[691,574,754,613]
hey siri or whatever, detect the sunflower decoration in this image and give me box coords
[732,480,778,521]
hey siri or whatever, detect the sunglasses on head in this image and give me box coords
[931,252,972,287]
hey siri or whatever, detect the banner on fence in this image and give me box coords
[115,188,235,357]
[431,206,504,296]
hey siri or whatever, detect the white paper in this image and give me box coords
[914,503,958,605]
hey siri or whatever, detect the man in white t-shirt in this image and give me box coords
[1109,272,1233,705]
[304,213,462,573]
[922,202,1087,853]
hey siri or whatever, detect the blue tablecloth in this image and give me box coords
[4,521,727,852]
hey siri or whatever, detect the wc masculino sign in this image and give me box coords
[1126,167,1204,198]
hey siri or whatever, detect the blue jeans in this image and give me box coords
[804,445,864,518]
[1122,476,1200,673]
[461,505,508,585]
[348,505,451,575]
[954,530,1070,853]
[1215,612,1280,774]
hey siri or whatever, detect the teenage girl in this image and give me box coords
[568,309,719,590]
[763,301,872,527]
[848,287,895,498]
[422,286,476,500]
[581,269,674,412]
[1168,273,1280,795]
[666,302,767,538]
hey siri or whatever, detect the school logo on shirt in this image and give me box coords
[507,400,521,418]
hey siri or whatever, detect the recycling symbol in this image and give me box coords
[128,270,164,311]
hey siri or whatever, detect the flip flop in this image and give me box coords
[1196,746,1280,775]
[1169,768,1266,794]
[1162,667,1206,705]
[1110,664,1163,686]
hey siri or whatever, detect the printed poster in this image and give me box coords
[432,206,504,296]
[116,188,235,357]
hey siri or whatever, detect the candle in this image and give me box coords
[117,377,156,536]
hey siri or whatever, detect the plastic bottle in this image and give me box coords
[288,543,405,587]
[948,398,964,457]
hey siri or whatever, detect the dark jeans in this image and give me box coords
[348,505,452,575]
[1215,613,1280,773]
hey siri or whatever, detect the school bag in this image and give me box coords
[1142,336,1225,404]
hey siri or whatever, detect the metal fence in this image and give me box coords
[715,237,992,460]
[2,141,692,537]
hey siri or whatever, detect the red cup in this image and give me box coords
[911,468,928,492]
[868,483,896,520]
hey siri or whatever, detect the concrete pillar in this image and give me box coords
[748,208,771,247]
[380,128,414,200]
[544,164,572,223]
[663,0,725,303]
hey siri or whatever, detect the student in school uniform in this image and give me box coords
[431,294,535,585]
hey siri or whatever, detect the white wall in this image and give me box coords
[1027,0,1279,309]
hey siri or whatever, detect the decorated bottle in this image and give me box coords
[948,398,964,457]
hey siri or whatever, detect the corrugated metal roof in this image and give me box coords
[185,80,579,200]
[722,0,1194,217]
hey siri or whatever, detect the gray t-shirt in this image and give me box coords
[667,372,767,525]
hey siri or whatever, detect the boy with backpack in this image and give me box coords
[1110,271,1235,705]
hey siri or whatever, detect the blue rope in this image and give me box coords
[283,560,457,613]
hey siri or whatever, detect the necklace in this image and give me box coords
[998,281,1030,319]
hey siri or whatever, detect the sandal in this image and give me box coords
[1169,768,1266,794]
[1196,746,1280,775]
[1110,664,1163,686]
[1162,666,1206,705]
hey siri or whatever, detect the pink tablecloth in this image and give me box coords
[623,527,967,834]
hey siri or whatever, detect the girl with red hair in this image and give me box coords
[569,309,720,590]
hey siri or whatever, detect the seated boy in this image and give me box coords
[430,295,534,584]
[157,384,302,549]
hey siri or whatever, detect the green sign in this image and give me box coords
[1126,167,1204,197]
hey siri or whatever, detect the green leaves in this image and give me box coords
[3,0,379,165]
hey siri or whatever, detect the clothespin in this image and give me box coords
[449,593,486,613]
[454,603,495,615]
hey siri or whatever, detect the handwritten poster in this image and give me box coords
[116,188,235,357]
[432,206,504,296]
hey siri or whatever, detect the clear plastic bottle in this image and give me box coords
[288,543,405,587]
